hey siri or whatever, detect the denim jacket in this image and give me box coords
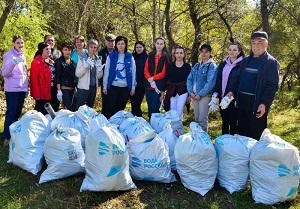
[187,58,218,97]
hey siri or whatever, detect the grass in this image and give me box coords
[0,89,299,209]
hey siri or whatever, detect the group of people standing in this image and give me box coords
[1,31,279,147]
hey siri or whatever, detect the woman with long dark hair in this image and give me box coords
[102,36,136,119]
[1,35,28,146]
[210,42,245,135]
[164,46,191,120]
[130,41,148,117]
[144,37,170,119]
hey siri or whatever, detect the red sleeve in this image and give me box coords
[30,60,40,99]
[153,62,166,80]
[144,58,151,79]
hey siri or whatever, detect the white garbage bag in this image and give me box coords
[215,134,257,194]
[150,110,184,135]
[88,113,109,132]
[119,117,154,141]
[158,122,178,171]
[51,109,90,149]
[174,122,218,196]
[127,131,176,183]
[39,127,85,184]
[80,124,136,191]
[250,129,300,204]
[8,110,51,175]
[109,110,134,126]
[75,104,98,123]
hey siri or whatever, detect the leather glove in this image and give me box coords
[208,93,219,112]
[57,90,63,102]
[12,56,23,65]
[220,96,234,109]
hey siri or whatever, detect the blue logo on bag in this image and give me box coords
[107,164,122,177]
[200,133,210,145]
[12,142,15,150]
[13,124,21,133]
[144,138,154,143]
[215,138,224,146]
[287,187,297,197]
[278,164,291,177]
[132,157,142,167]
[112,142,125,155]
[83,110,89,116]
[98,142,110,155]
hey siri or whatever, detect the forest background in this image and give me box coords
[0,0,299,208]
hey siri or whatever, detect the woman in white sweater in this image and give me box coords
[75,39,103,110]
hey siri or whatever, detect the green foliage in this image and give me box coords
[0,0,49,63]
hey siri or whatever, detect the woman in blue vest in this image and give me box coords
[102,36,136,119]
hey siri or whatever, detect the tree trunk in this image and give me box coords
[152,0,156,43]
[165,0,177,53]
[188,0,201,66]
[260,0,271,35]
[132,3,139,41]
[75,0,89,35]
[0,0,16,35]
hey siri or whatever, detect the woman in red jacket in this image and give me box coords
[30,42,59,115]
[144,37,170,119]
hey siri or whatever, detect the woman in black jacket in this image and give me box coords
[211,42,245,134]
[55,42,76,110]
[130,41,148,117]
[163,46,191,120]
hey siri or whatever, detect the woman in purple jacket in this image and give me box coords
[0,35,28,147]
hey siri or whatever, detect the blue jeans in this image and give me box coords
[4,92,26,139]
[145,89,161,119]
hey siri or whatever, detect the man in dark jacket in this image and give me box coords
[34,34,61,61]
[98,33,116,116]
[227,31,280,140]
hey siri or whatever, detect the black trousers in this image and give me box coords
[75,85,97,110]
[130,86,145,117]
[34,86,59,115]
[220,101,238,135]
[104,85,129,119]
[237,93,268,140]
[61,89,75,111]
